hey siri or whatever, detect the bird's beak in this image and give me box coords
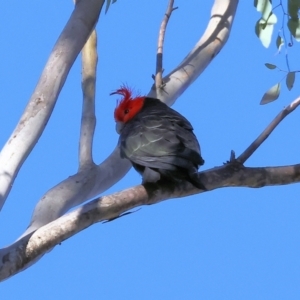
[115,122,124,134]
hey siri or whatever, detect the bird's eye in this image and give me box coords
[124,109,129,114]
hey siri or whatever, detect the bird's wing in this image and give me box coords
[120,115,203,169]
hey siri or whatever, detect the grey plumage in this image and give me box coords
[118,97,205,189]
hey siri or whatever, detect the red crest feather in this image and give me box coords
[111,86,145,123]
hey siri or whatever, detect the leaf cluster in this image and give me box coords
[254,0,300,104]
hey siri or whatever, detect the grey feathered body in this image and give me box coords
[119,98,205,189]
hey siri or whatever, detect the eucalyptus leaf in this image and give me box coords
[286,72,296,91]
[288,0,300,20]
[254,0,272,20]
[276,35,284,51]
[255,15,277,48]
[288,19,300,41]
[105,0,111,14]
[260,83,281,104]
[265,63,277,69]
[105,0,117,13]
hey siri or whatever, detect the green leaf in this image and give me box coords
[288,19,300,41]
[254,0,277,47]
[286,72,296,90]
[254,0,272,20]
[276,35,284,51]
[265,63,277,69]
[105,0,111,14]
[288,0,300,20]
[260,83,281,105]
[105,0,117,14]
[255,14,277,48]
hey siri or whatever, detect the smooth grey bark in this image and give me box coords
[22,0,239,237]
[0,0,105,211]
[1,162,299,282]
[0,0,239,280]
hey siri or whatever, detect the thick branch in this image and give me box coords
[16,0,238,237]
[18,92,300,259]
[79,30,98,168]
[0,0,104,211]
[155,0,177,89]
[20,146,131,238]
[0,0,238,279]
[1,163,299,281]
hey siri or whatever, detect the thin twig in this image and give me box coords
[79,30,98,168]
[155,0,177,89]
[237,96,300,164]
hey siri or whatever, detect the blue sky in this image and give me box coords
[1,1,300,299]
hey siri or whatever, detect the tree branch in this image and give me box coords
[3,90,300,279]
[15,0,238,236]
[79,29,98,168]
[155,0,177,89]
[0,0,239,277]
[149,0,238,105]
[19,147,131,239]
[237,96,300,164]
[1,162,299,281]
[19,91,300,240]
[0,0,105,211]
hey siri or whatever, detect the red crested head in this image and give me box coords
[111,86,145,123]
